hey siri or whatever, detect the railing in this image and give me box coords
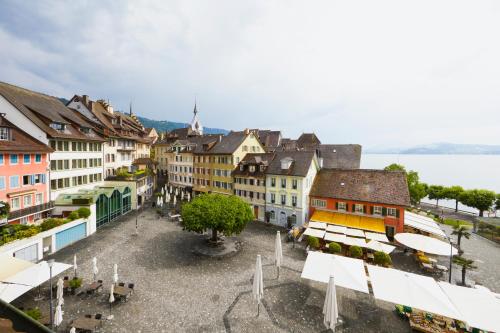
[8,201,55,220]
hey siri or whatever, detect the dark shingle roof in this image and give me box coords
[0,117,52,153]
[232,153,275,177]
[297,133,321,148]
[201,132,248,155]
[317,144,362,169]
[265,151,316,177]
[310,169,411,207]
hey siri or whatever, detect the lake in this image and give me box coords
[361,154,500,214]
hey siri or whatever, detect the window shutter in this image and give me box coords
[41,174,46,183]
[335,202,338,210]
[396,209,400,218]
[370,206,373,214]
[346,203,350,212]
[364,205,367,214]
[382,207,387,216]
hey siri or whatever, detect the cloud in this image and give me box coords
[0,0,499,146]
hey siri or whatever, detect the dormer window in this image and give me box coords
[50,122,66,131]
[0,127,10,140]
[249,165,255,173]
[259,165,265,172]
[280,157,293,170]
[80,127,91,134]
[240,165,244,171]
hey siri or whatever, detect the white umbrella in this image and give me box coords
[166,193,170,203]
[175,188,179,196]
[366,240,396,254]
[54,302,63,328]
[173,195,177,206]
[73,255,77,278]
[56,278,64,306]
[70,327,76,333]
[323,275,339,331]
[169,185,172,194]
[113,264,118,284]
[275,231,283,279]
[187,192,191,202]
[252,255,264,316]
[108,283,115,320]
[156,196,161,207]
[395,233,458,256]
[161,187,165,195]
[92,257,98,281]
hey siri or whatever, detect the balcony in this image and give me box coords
[8,201,55,221]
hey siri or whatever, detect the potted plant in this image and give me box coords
[349,245,363,258]
[69,277,83,295]
[328,242,342,254]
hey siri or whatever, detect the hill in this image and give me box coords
[137,116,229,135]
[366,143,500,155]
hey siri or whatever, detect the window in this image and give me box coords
[57,141,63,151]
[281,178,286,188]
[35,154,42,163]
[355,204,364,213]
[270,193,276,204]
[270,210,276,220]
[249,165,255,173]
[271,178,276,187]
[0,154,3,165]
[292,179,298,189]
[63,141,69,151]
[10,175,19,188]
[281,194,286,205]
[23,154,30,164]
[373,206,382,215]
[11,197,20,210]
[23,175,31,186]
[10,154,18,164]
[242,145,248,152]
[312,199,326,208]
[0,176,5,190]
[387,208,397,217]
[292,195,297,207]
[24,195,32,207]
[35,193,43,205]
[0,127,10,140]
[337,202,346,211]
[72,142,77,151]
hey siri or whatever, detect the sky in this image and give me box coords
[0,0,499,148]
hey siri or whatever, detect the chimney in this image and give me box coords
[107,105,114,114]
[318,157,324,169]
[82,95,89,106]
[244,128,250,135]
[218,135,222,142]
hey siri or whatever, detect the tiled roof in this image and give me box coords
[200,131,248,155]
[297,133,321,148]
[0,117,52,153]
[310,169,411,207]
[250,129,281,149]
[265,151,316,177]
[132,157,157,165]
[232,153,275,177]
[317,144,362,169]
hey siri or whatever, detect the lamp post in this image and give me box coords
[448,238,454,283]
[48,259,55,330]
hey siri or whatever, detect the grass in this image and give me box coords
[442,218,473,228]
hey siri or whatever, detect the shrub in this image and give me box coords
[374,251,392,266]
[69,278,82,289]
[349,245,363,258]
[76,207,91,219]
[40,218,66,232]
[329,242,342,254]
[67,211,79,221]
[24,307,41,320]
[307,236,320,249]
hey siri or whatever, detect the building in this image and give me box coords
[308,169,411,240]
[232,153,275,221]
[250,129,282,152]
[0,116,53,225]
[265,151,320,227]
[193,130,265,195]
[153,135,176,176]
[0,82,106,201]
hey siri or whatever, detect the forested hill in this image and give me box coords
[137,116,229,135]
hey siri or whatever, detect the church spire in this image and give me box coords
[190,99,203,135]
[193,99,198,115]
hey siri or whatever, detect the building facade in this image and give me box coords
[265,151,320,227]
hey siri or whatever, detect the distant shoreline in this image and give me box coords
[364,152,500,155]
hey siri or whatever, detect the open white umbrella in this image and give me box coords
[323,275,339,331]
[73,255,77,278]
[275,231,283,279]
[395,233,458,256]
[113,264,118,285]
[54,302,63,328]
[252,255,264,316]
[92,257,98,281]
[366,240,396,254]
[56,278,64,306]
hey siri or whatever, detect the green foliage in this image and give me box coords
[67,211,79,221]
[384,164,427,205]
[442,186,464,211]
[452,225,471,250]
[384,163,405,172]
[453,256,477,285]
[328,242,342,253]
[495,194,500,211]
[374,251,392,266]
[40,218,67,232]
[76,207,91,219]
[459,189,496,217]
[69,277,82,289]
[307,236,320,249]
[427,185,446,205]
[442,218,472,227]
[116,168,132,178]
[0,201,10,218]
[0,224,41,246]
[349,245,363,258]
[24,307,41,320]
[181,193,253,239]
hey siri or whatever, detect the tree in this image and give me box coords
[442,186,464,212]
[181,193,253,244]
[76,207,91,219]
[427,185,446,207]
[451,225,470,252]
[495,194,500,216]
[384,164,427,205]
[459,189,496,217]
[452,256,476,286]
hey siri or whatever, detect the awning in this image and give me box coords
[367,265,462,320]
[302,228,325,239]
[345,228,365,238]
[343,236,368,248]
[365,232,390,243]
[308,221,327,230]
[326,225,347,234]
[310,210,386,233]
[301,251,369,293]
[395,233,458,256]
[0,260,72,303]
[324,233,346,243]
[0,256,35,281]
[404,211,446,238]
[366,240,395,254]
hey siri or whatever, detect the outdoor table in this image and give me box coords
[71,317,101,332]
[435,264,448,272]
[428,257,437,264]
[85,281,103,293]
[421,262,434,271]
[113,285,133,301]
[0,318,19,333]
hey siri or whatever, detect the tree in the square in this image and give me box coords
[383,164,427,205]
[181,193,253,244]
[442,186,464,212]
[459,189,496,217]
[427,185,446,207]
[451,224,470,252]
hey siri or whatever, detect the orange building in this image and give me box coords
[309,169,410,240]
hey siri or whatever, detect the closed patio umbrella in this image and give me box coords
[323,275,339,331]
[92,257,98,282]
[56,278,64,306]
[161,187,165,195]
[275,231,283,279]
[175,188,178,196]
[113,264,118,285]
[69,327,76,333]
[108,283,115,320]
[173,195,177,207]
[252,255,264,316]
[156,196,161,207]
[54,302,63,328]
[73,255,77,278]
[187,193,191,202]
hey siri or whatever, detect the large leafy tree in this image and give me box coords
[452,256,477,286]
[384,164,427,205]
[495,194,500,215]
[427,185,446,207]
[442,186,464,212]
[181,193,253,243]
[459,189,496,217]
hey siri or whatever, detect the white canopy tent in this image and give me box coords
[326,225,347,234]
[303,228,326,239]
[367,265,462,320]
[324,233,346,244]
[395,233,457,256]
[301,252,369,293]
[438,282,500,333]
[345,228,365,238]
[308,221,327,230]
[0,260,72,303]
[364,232,390,243]
[404,211,446,238]
[366,240,395,254]
[343,236,368,248]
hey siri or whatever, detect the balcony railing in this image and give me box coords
[8,201,55,221]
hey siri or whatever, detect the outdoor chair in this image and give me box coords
[118,282,125,287]
[128,283,134,292]
[95,313,102,320]
[85,314,92,318]
[97,280,103,284]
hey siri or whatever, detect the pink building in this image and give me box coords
[0,116,53,225]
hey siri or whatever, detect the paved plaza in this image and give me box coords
[12,206,500,332]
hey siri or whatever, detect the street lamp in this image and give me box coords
[448,238,454,283]
[48,259,55,330]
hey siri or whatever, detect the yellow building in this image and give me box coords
[193,130,265,195]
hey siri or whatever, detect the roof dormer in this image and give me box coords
[280,157,294,170]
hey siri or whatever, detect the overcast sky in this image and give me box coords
[0,0,499,148]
